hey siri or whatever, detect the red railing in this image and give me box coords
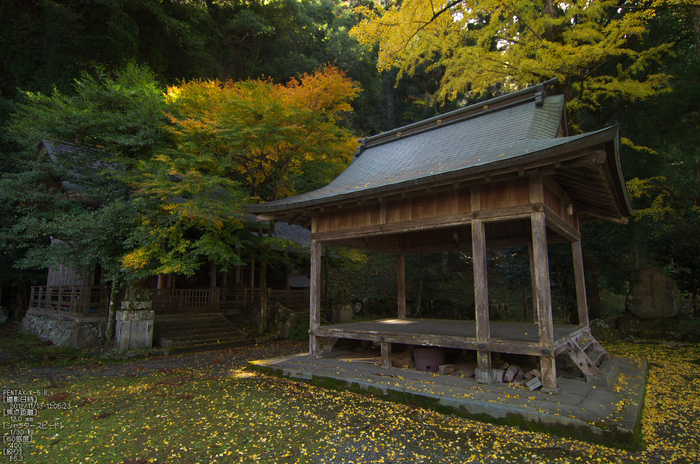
[29,285,108,317]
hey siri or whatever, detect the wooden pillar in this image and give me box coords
[472,218,493,383]
[309,238,322,358]
[397,253,406,319]
[250,259,256,288]
[572,240,589,326]
[531,211,557,392]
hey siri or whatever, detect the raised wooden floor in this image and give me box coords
[314,318,588,357]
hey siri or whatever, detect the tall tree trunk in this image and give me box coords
[13,283,28,322]
[691,6,700,60]
[257,253,268,335]
[105,283,120,345]
[692,268,699,318]
[584,257,601,320]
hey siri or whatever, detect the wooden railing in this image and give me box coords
[29,285,108,317]
[151,288,310,313]
[29,286,311,316]
[270,288,310,308]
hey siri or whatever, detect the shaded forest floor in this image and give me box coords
[1,322,699,463]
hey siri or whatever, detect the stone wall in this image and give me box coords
[21,314,105,349]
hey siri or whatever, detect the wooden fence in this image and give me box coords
[29,285,108,317]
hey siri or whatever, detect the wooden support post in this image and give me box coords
[397,253,406,319]
[527,244,539,324]
[309,238,322,358]
[572,240,589,326]
[472,218,493,383]
[531,211,558,392]
[381,342,392,369]
[470,184,482,212]
[250,259,256,288]
[210,263,217,288]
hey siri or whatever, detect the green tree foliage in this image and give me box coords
[1,65,172,317]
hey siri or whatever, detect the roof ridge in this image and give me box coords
[354,79,558,157]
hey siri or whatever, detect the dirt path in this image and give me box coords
[2,328,307,382]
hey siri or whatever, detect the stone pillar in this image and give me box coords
[115,299,154,351]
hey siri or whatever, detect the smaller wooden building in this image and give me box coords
[249,81,633,391]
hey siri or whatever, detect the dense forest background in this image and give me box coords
[1,0,698,323]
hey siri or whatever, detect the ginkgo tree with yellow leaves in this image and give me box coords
[351,0,679,131]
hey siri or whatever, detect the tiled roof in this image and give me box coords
[250,87,574,213]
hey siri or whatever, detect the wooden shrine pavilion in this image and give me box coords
[248,81,633,392]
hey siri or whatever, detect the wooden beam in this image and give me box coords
[472,218,493,384]
[312,326,550,356]
[543,204,581,242]
[397,254,406,319]
[311,204,536,242]
[572,240,589,326]
[541,175,563,199]
[327,239,402,254]
[531,211,557,391]
[309,238,322,358]
[560,149,607,168]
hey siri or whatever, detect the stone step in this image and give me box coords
[164,328,247,342]
[154,314,252,353]
[171,333,249,347]
[167,337,254,353]
[156,317,228,329]
[586,358,620,388]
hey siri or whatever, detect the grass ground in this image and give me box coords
[1,322,699,463]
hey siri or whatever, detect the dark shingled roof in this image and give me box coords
[249,82,632,222]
